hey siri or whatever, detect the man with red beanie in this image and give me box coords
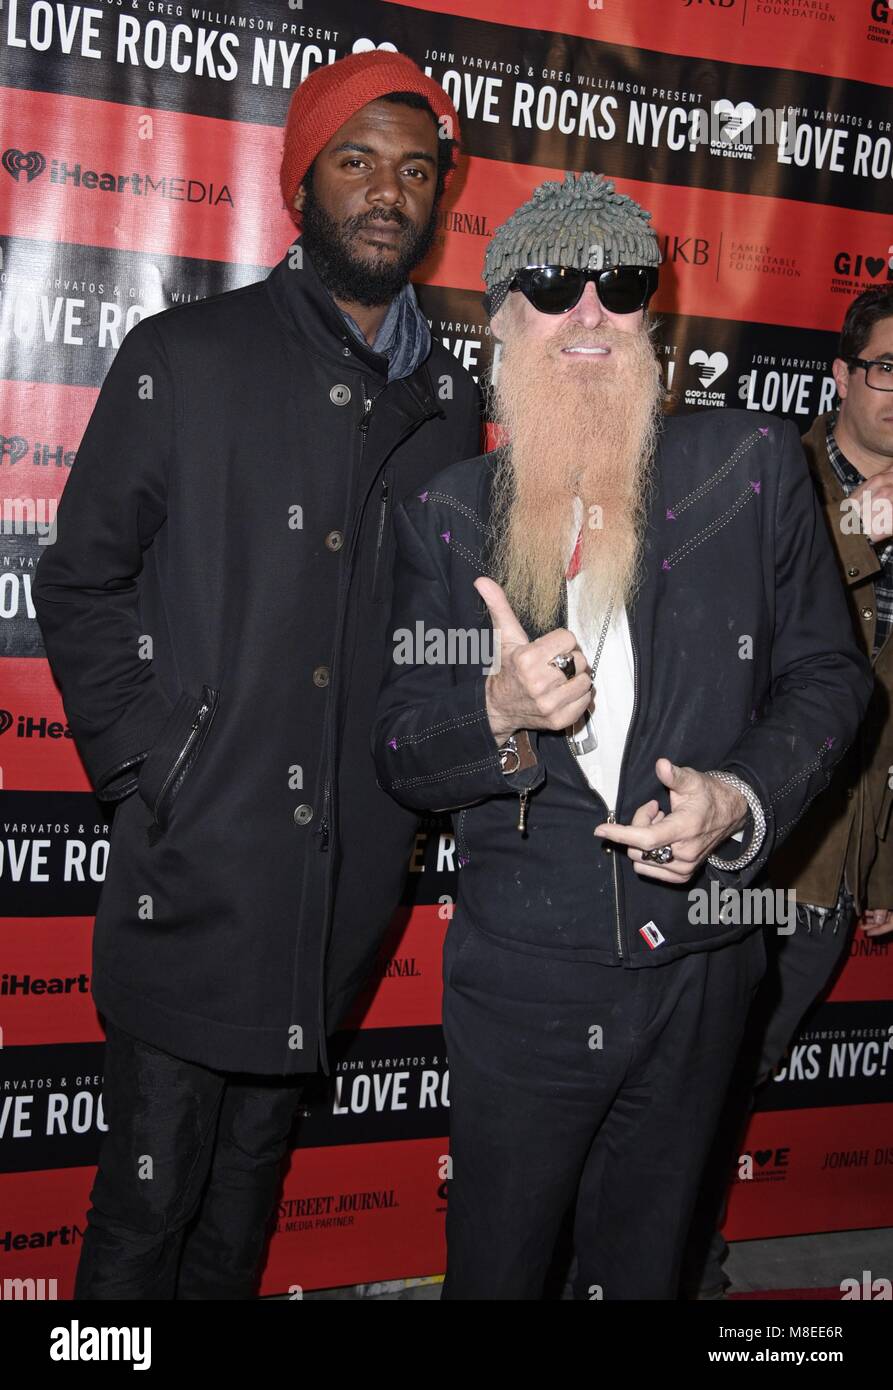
[33,49,480,1299]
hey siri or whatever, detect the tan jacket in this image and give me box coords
[770,412,893,909]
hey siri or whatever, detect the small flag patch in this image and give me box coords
[639,920,665,950]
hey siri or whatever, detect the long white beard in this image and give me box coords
[488,314,663,635]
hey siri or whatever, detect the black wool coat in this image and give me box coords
[33,240,481,1075]
[373,411,874,966]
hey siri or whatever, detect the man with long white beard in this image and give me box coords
[372,173,872,1299]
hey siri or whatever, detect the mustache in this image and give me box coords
[343,208,410,234]
[542,319,640,353]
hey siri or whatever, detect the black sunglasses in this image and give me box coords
[510,264,658,316]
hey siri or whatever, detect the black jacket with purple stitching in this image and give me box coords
[372,408,873,967]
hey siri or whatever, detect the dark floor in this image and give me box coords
[277,1227,893,1299]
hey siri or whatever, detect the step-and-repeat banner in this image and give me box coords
[1,0,892,1295]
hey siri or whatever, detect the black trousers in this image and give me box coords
[682,902,855,1295]
[440,915,767,1300]
[75,1019,304,1300]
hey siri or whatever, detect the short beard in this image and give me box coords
[300,182,439,307]
[487,311,663,636]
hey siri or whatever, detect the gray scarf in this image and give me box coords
[339,279,432,382]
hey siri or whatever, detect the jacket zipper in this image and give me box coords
[312,783,326,845]
[155,687,217,821]
[358,382,386,436]
[562,738,623,955]
[609,625,640,959]
[318,783,332,845]
[559,619,640,960]
[607,810,623,959]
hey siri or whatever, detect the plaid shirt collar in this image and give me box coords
[825,411,865,495]
[825,412,892,659]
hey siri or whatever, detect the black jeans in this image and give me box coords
[440,915,767,1300]
[682,899,856,1295]
[75,1019,304,1299]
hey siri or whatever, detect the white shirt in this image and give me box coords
[564,500,635,814]
[563,505,750,853]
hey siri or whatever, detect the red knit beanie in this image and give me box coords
[280,50,460,226]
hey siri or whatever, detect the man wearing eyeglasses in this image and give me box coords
[372,172,872,1299]
[684,284,893,1299]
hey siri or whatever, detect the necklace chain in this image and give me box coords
[564,595,614,756]
[587,599,614,683]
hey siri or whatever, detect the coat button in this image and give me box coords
[294,804,313,826]
[861,608,873,620]
[312,665,330,687]
[325,530,344,552]
[847,566,859,577]
[330,384,351,406]
[888,765,893,790]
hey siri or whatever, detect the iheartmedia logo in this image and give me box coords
[2,148,234,208]
[1,1224,82,1252]
[0,711,73,739]
[1,972,89,996]
[1,148,45,182]
[0,435,76,468]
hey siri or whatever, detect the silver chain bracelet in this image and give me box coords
[705,770,767,872]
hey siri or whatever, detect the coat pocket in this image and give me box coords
[442,912,477,993]
[137,685,219,832]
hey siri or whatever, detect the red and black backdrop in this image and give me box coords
[1,0,892,1296]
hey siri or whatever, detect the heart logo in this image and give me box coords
[865,256,885,278]
[754,1149,774,1167]
[2,148,46,182]
[351,38,398,54]
[688,349,729,388]
[713,100,758,143]
[0,435,29,465]
[0,709,13,736]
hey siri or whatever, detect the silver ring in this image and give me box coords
[549,652,576,681]
[641,844,674,864]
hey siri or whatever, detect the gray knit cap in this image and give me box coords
[483,171,660,316]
